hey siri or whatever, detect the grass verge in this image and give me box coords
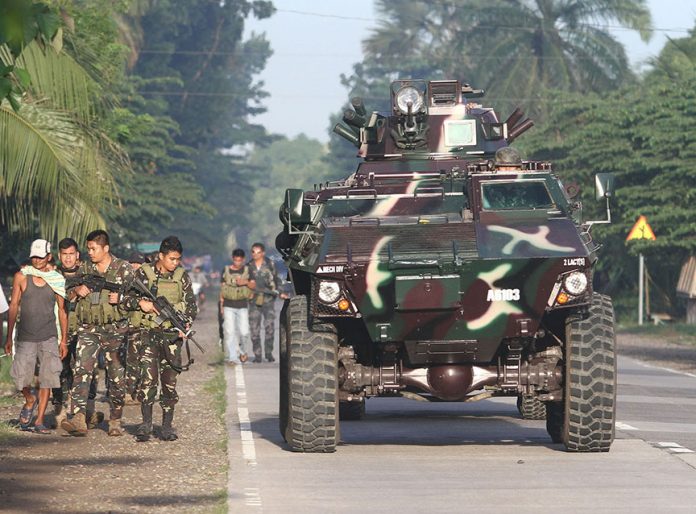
[203,350,228,513]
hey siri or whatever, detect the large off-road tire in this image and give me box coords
[279,301,289,441]
[545,293,616,452]
[516,394,546,420]
[339,400,366,421]
[286,295,339,453]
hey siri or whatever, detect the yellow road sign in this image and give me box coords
[626,215,656,241]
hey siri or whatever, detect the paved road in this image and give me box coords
[225,349,696,512]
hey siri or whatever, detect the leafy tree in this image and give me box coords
[125,0,275,259]
[0,36,122,245]
[521,73,696,319]
[246,135,332,249]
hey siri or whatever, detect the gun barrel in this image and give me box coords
[351,96,367,116]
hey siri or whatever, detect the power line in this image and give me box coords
[275,7,693,34]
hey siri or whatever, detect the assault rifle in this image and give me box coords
[65,274,122,293]
[128,277,204,354]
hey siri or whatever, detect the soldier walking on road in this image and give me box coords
[4,240,68,433]
[52,238,102,429]
[61,230,133,437]
[248,243,286,363]
[220,249,254,365]
[125,236,197,442]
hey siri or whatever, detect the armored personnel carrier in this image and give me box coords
[277,79,616,453]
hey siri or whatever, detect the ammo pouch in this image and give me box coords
[221,266,252,301]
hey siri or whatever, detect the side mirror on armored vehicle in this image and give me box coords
[595,173,615,200]
[285,189,311,226]
[585,173,615,228]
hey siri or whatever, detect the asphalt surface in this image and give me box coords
[225,343,696,512]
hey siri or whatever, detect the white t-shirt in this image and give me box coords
[0,285,8,313]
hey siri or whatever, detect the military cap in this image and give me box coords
[494,146,523,167]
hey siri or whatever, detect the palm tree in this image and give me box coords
[0,41,122,242]
[362,0,652,115]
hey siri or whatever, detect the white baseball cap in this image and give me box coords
[29,239,51,258]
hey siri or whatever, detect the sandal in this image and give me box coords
[33,424,51,434]
[18,403,37,431]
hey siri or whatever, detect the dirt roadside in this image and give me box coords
[0,303,227,514]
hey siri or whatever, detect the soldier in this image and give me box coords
[219,249,255,365]
[247,243,285,363]
[52,238,102,429]
[125,236,197,442]
[61,230,133,437]
[494,146,523,171]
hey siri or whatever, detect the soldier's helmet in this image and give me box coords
[494,146,523,167]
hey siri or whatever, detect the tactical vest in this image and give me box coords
[132,264,185,329]
[221,266,252,301]
[75,261,125,325]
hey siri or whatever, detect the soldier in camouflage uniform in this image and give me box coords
[52,238,102,429]
[247,243,285,363]
[61,230,133,437]
[124,236,197,442]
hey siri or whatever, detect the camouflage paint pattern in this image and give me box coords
[279,80,595,366]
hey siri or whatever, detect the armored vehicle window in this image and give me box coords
[481,181,554,210]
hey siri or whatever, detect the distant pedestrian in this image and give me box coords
[220,249,254,365]
[4,239,68,434]
[247,243,286,363]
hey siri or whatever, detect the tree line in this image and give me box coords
[0,0,274,268]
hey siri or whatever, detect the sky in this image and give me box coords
[245,0,696,142]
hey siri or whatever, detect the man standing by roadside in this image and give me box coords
[52,238,102,429]
[61,230,133,437]
[4,239,68,433]
[220,249,254,365]
[125,236,197,442]
[248,243,285,363]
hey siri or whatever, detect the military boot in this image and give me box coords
[160,409,178,441]
[61,412,88,437]
[53,403,67,428]
[136,403,153,442]
[108,417,123,437]
[86,400,104,429]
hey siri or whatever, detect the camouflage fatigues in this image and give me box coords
[123,264,197,411]
[68,256,133,419]
[137,330,182,412]
[125,327,146,398]
[248,258,279,360]
[52,265,97,408]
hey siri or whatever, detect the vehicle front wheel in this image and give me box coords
[546,293,616,452]
[286,295,339,453]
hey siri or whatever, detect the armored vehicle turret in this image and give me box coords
[277,79,616,453]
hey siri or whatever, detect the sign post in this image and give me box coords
[626,215,656,325]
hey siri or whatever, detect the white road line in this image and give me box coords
[235,365,258,466]
[616,422,639,431]
[655,442,695,454]
[630,359,696,379]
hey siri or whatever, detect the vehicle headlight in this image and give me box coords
[563,271,588,295]
[395,86,424,114]
[318,281,341,303]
